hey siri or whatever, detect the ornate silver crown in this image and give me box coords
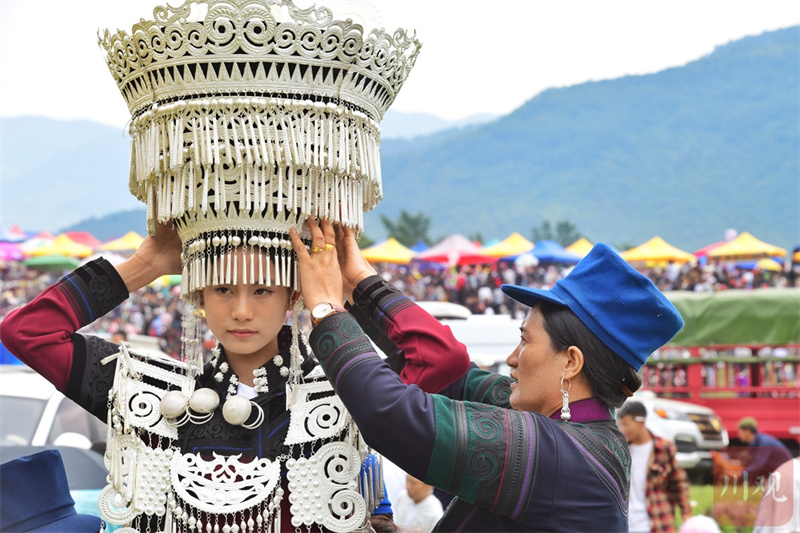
[99,0,420,296]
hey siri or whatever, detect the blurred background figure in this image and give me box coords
[753,456,800,533]
[678,515,721,533]
[737,417,792,479]
[619,401,692,533]
[394,474,444,533]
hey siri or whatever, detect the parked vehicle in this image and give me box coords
[624,390,728,471]
[649,288,800,455]
[0,365,107,450]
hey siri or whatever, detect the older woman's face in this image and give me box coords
[506,306,567,414]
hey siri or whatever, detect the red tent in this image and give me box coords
[66,231,102,249]
[416,235,498,266]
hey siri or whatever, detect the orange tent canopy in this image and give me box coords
[620,236,696,265]
[361,238,416,264]
[482,232,534,258]
[706,232,787,260]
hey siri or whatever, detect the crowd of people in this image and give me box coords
[1,256,798,358]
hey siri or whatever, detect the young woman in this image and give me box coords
[291,218,686,532]
[0,221,470,532]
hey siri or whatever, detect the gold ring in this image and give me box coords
[312,246,325,254]
[325,243,335,250]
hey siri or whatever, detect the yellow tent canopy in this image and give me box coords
[565,237,593,258]
[98,231,145,251]
[482,232,535,258]
[361,238,416,264]
[706,232,787,260]
[620,236,696,265]
[27,233,93,258]
[755,258,782,272]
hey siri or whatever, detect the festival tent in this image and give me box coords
[531,240,581,264]
[0,242,23,261]
[81,252,128,266]
[360,238,416,264]
[27,234,93,258]
[98,231,145,251]
[481,232,535,258]
[416,234,498,266]
[410,240,429,253]
[620,236,696,265]
[706,232,787,260]
[0,224,29,242]
[565,237,593,258]
[66,231,102,249]
[693,241,726,258]
[23,254,80,271]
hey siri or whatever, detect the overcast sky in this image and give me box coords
[1,0,798,128]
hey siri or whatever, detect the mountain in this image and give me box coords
[1,27,797,251]
[380,111,500,139]
[366,26,799,251]
[0,117,139,234]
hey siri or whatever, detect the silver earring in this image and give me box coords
[560,377,571,421]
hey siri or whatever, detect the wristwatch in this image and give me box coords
[310,302,346,326]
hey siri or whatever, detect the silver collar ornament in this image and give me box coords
[99,343,378,532]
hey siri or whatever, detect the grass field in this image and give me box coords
[682,484,759,532]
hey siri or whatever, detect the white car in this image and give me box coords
[625,390,729,471]
[0,365,107,450]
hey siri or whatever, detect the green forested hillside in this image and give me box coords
[1,27,797,250]
[368,27,799,250]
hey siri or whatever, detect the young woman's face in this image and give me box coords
[506,305,567,414]
[201,251,293,364]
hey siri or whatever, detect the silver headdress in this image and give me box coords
[100,0,421,301]
[96,2,416,531]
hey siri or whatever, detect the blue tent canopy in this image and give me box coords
[532,240,581,264]
[410,240,430,252]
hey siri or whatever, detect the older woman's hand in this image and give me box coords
[290,217,345,311]
[333,224,377,304]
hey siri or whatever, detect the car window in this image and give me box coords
[0,396,46,445]
[47,397,93,444]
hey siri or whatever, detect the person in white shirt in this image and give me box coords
[394,475,444,533]
[753,457,800,533]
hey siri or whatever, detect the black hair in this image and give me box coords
[538,300,642,410]
[618,401,647,419]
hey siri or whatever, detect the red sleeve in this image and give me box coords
[349,276,471,393]
[0,259,129,392]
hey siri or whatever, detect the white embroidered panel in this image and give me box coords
[114,347,196,439]
[100,437,172,525]
[285,378,351,445]
[171,452,281,514]
[286,441,367,532]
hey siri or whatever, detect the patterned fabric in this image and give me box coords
[348,275,471,394]
[646,435,692,533]
[462,367,513,408]
[312,312,632,532]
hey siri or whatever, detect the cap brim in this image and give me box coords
[27,514,103,533]
[501,284,567,309]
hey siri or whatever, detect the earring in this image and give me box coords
[560,377,571,421]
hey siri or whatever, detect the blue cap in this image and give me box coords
[0,450,103,532]
[502,243,684,370]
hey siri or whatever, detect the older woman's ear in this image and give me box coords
[563,346,585,381]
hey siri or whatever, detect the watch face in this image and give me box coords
[312,302,333,319]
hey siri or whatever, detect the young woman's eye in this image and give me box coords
[254,288,273,296]
[215,287,231,294]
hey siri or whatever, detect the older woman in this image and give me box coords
[290,219,684,532]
